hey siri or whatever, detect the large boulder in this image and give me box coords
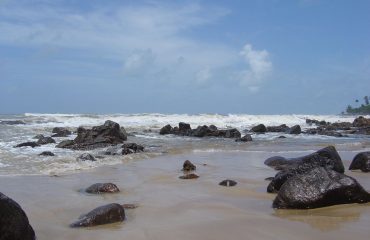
[251,124,267,133]
[349,152,370,172]
[70,203,125,227]
[159,124,173,135]
[0,192,36,240]
[85,183,120,194]
[288,125,301,134]
[56,120,127,150]
[266,124,289,132]
[272,167,370,209]
[264,146,344,173]
[353,116,370,127]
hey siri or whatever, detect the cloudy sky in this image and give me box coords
[0,0,369,114]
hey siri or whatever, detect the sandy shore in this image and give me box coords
[1,151,370,240]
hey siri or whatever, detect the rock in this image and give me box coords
[51,127,72,137]
[264,146,344,173]
[349,152,370,172]
[85,183,120,194]
[179,122,191,132]
[223,128,241,138]
[15,142,40,148]
[39,151,55,156]
[265,177,274,181]
[0,192,36,240]
[288,125,301,134]
[77,153,96,161]
[277,136,287,139]
[33,134,45,140]
[56,140,74,148]
[251,124,267,133]
[179,173,199,179]
[353,116,370,127]
[272,167,370,209]
[0,120,26,125]
[36,136,56,145]
[266,124,289,132]
[182,160,196,171]
[192,125,209,137]
[121,143,144,155]
[219,179,237,187]
[70,203,125,228]
[57,120,127,150]
[159,124,172,135]
[103,146,121,155]
[235,134,253,142]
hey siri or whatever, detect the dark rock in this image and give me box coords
[103,146,121,155]
[179,173,199,179]
[192,125,209,137]
[272,167,370,209]
[182,160,196,171]
[235,134,253,142]
[0,192,36,240]
[219,179,237,187]
[121,143,144,155]
[15,142,40,148]
[179,122,191,132]
[264,146,344,173]
[77,153,96,161]
[251,124,267,133]
[70,203,125,228]
[353,116,370,127]
[349,152,370,172]
[306,119,327,126]
[85,183,120,194]
[39,151,55,156]
[223,128,241,138]
[57,120,127,150]
[0,120,26,125]
[267,124,289,132]
[56,140,74,148]
[277,136,287,139]
[36,136,56,145]
[288,125,301,134]
[33,134,45,140]
[51,127,72,137]
[159,124,172,135]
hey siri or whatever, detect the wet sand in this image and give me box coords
[1,151,370,240]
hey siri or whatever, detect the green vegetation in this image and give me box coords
[345,96,370,114]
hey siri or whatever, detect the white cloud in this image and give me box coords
[123,49,156,75]
[195,67,211,85]
[237,44,272,90]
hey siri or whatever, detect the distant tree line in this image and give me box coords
[345,96,370,114]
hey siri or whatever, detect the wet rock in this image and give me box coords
[277,136,287,139]
[33,134,45,140]
[70,203,125,228]
[306,119,327,126]
[85,183,120,194]
[251,124,267,133]
[0,192,36,240]
[223,128,242,138]
[266,124,289,132]
[272,167,370,209]
[182,160,196,171]
[264,146,344,173]
[288,125,301,134]
[219,179,237,187]
[39,151,55,156]
[0,120,26,125]
[103,146,121,155]
[179,122,191,132]
[349,152,370,172]
[159,124,172,135]
[235,134,253,142]
[57,120,127,150]
[121,143,144,155]
[15,142,40,148]
[353,116,370,127]
[56,140,74,148]
[36,136,56,145]
[179,173,199,179]
[51,127,72,137]
[77,153,96,161]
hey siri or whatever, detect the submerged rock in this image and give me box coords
[182,160,196,172]
[121,143,144,155]
[219,179,237,187]
[15,142,40,148]
[39,151,55,156]
[85,183,120,194]
[179,173,199,179]
[56,120,127,150]
[0,192,36,240]
[70,203,125,228]
[0,120,26,125]
[349,152,370,172]
[77,153,96,162]
[272,167,370,209]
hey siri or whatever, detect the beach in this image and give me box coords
[1,114,370,239]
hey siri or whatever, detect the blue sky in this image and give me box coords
[0,0,369,114]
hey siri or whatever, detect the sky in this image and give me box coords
[0,0,369,114]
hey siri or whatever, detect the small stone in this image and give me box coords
[219,179,237,187]
[179,173,199,179]
[39,151,55,156]
[77,153,96,161]
[85,183,120,194]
